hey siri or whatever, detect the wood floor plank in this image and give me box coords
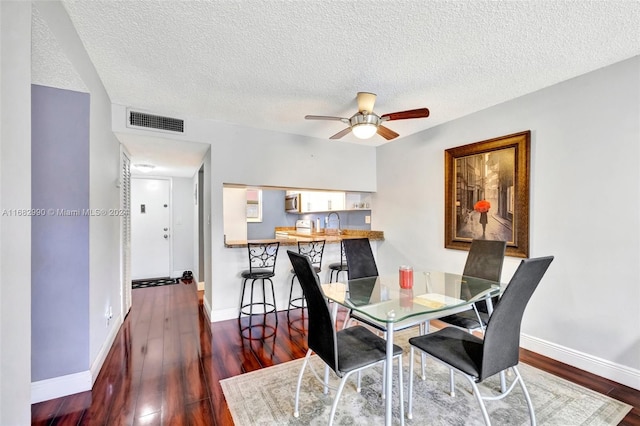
[32,281,639,425]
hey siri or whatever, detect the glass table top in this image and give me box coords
[321,270,502,323]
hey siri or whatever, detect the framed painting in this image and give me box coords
[444,130,530,258]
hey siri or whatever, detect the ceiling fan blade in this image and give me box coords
[305,115,346,121]
[380,108,430,121]
[356,92,377,113]
[377,125,399,140]
[329,127,352,140]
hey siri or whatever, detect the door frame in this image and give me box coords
[120,146,132,317]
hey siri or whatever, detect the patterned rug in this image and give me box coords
[221,331,631,425]
[131,277,178,289]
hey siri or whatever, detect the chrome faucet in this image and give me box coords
[327,211,341,234]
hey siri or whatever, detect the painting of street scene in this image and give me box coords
[454,147,515,242]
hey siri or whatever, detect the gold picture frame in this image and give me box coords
[445,131,530,258]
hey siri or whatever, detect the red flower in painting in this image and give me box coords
[474,200,491,213]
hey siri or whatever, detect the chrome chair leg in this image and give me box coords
[449,369,456,396]
[468,378,492,426]
[408,347,415,420]
[294,350,312,418]
[514,366,536,426]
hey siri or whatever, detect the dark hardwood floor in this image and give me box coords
[32,280,639,425]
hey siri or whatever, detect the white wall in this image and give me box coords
[112,105,378,323]
[223,187,248,241]
[0,2,32,423]
[375,56,640,389]
[171,177,195,277]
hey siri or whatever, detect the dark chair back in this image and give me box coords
[343,238,378,279]
[463,239,506,312]
[287,250,338,371]
[480,256,554,380]
[247,242,279,276]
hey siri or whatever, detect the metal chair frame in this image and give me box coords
[238,242,280,335]
[407,256,554,425]
[288,240,325,310]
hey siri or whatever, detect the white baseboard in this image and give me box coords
[202,296,213,322]
[90,314,123,383]
[210,307,237,322]
[31,370,92,404]
[31,314,122,403]
[521,333,640,391]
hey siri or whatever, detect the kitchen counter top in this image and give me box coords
[224,228,384,248]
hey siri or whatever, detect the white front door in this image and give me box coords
[131,177,172,279]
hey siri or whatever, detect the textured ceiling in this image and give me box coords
[33,1,640,175]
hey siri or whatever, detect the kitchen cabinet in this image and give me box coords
[286,190,371,213]
[287,190,345,212]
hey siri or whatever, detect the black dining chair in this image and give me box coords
[287,250,405,426]
[342,237,378,279]
[341,237,378,330]
[407,256,554,424]
[439,239,507,333]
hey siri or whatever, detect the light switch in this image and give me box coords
[365,215,371,224]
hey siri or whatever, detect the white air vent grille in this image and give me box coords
[128,110,184,133]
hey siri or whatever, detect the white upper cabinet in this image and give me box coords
[287,190,370,213]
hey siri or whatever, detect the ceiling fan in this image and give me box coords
[305,92,430,141]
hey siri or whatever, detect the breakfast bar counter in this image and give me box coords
[224,228,384,248]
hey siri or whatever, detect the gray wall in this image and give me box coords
[31,84,90,381]
[247,189,290,239]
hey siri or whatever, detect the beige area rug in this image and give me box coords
[221,331,631,425]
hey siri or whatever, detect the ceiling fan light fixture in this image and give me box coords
[350,112,380,139]
[352,122,378,139]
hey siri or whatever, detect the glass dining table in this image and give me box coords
[321,270,502,426]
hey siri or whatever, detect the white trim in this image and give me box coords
[90,314,122,385]
[203,297,213,322]
[210,307,237,322]
[30,313,122,403]
[521,333,640,391]
[31,371,91,404]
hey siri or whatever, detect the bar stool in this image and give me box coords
[238,242,280,336]
[287,240,325,311]
[328,240,349,283]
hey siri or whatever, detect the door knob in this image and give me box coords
[163,234,169,239]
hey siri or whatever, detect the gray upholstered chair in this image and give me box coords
[287,250,405,426]
[439,239,507,333]
[407,256,554,424]
[342,237,379,279]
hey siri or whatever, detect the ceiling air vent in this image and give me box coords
[127,110,184,133]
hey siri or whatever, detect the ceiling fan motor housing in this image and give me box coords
[349,112,381,127]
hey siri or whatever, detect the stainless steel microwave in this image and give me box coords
[285,193,301,213]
